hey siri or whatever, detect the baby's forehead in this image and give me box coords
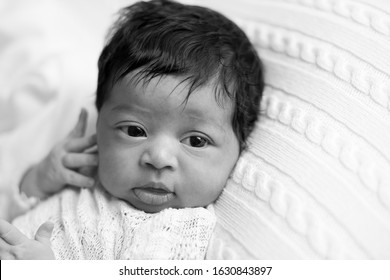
[107,73,235,126]
[116,71,234,109]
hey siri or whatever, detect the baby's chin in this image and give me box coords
[121,195,209,214]
[133,203,208,214]
[97,180,215,213]
[104,188,177,213]
[125,195,180,213]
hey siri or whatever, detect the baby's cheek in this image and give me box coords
[98,153,122,184]
[98,161,127,199]
[194,169,227,204]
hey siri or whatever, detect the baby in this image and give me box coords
[0,0,263,259]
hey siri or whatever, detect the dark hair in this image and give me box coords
[96,0,264,150]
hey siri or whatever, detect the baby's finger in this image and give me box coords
[0,251,15,260]
[0,219,29,245]
[65,134,97,152]
[35,222,54,247]
[84,143,98,154]
[63,169,95,188]
[62,153,98,168]
[68,108,88,138]
[0,236,12,253]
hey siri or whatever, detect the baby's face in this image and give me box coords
[96,74,240,213]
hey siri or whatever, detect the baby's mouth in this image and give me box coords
[133,182,175,206]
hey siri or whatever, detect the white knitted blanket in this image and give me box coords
[12,185,216,259]
[202,0,390,259]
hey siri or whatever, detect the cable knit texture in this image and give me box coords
[12,185,216,260]
[194,0,390,259]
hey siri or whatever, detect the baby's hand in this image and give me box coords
[40,108,98,192]
[0,219,55,260]
[20,108,98,198]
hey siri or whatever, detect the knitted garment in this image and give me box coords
[12,185,216,259]
[198,0,390,259]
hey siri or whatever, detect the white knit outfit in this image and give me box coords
[13,185,216,260]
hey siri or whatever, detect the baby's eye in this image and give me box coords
[124,126,146,137]
[182,136,209,148]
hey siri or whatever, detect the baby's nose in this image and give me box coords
[140,138,178,171]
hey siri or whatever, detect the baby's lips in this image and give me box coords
[133,188,175,205]
[139,182,174,193]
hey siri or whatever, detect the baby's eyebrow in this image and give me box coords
[111,104,130,113]
[184,108,205,119]
[110,104,149,115]
[184,109,226,133]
